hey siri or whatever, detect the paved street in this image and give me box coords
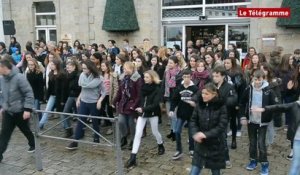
[0,111,292,175]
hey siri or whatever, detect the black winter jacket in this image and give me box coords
[226,71,246,104]
[66,71,81,97]
[239,82,278,124]
[26,71,44,101]
[47,72,68,112]
[264,101,300,141]
[139,83,161,118]
[190,96,227,169]
[218,81,238,108]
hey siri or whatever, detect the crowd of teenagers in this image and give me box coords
[0,36,300,175]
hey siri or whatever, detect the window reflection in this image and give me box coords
[36,15,56,26]
[229,25,249,53]
[35,2,55,13]
[206,0,250,3]
[205,5,247,18]
[163,0,203,6]
[164,27,183,49]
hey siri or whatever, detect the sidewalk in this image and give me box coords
[0,115,291,175]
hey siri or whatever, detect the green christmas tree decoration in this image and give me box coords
[277,0,300,27]
[102,0,139,32]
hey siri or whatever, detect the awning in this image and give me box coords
[102,0,139,32]
[277,0,300,27]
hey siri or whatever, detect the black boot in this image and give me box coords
[158,143,165,155]
[167,130,173,139]
[171,132,176,141]
[126,153,137,168]
[231,137,237,149]
[128,140,133,150]
[121,137,128,148]
[64,128,73,138]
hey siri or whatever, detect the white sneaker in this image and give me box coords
[106,128,113,135]
[226,160,232,169]
[172,151,183,160]
[236,131,242,137]
[189,150,194,158]
[227,131,232,136]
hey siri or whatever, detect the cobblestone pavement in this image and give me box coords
[0,111,292,175]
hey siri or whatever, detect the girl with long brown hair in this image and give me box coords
[39,59,67,129]
[100,61,119,135]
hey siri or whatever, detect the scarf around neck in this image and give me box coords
[164,66,180,97]
[192,70,210,90]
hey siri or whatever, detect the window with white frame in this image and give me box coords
[162,0,251,20]
[35,1,57,42]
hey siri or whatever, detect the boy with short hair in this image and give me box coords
[293,49,300,66]
[240,70,277,175]
[169,69,198,159]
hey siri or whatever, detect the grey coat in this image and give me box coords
[0,66,34,113]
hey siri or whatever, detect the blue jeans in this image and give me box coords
[61,97,77,129]
[39,95,56,128]
[165,101,177,131]
[33,99,42,120]
[266,120,275,146]
[175,118,194,152]
[289,140,300,175]
[190,165,220,175]
[74,101,100,140]
[118,114,136,141]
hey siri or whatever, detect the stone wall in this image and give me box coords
[250,0,300,55]
[2,0,161,49]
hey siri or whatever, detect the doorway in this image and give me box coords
[186,25,225,47]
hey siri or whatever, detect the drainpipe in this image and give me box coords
[0,0,5,41]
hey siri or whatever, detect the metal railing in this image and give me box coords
[32,110,124,175]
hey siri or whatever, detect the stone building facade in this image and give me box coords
[1,0,161,49]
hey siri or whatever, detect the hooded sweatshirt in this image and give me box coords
[250,80,269,124]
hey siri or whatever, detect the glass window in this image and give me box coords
[206,0,250,4]
[49,29,57,42]
[37,29,46,42]
[36,15,56,26]
[35,1,55,13]
[205,5,247,18]
[186,26,225,46]
[164,26,183,49]
[228,25,249,56]
[163,0,203,6]
[163,8,203,18]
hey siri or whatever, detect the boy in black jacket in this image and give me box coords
[240,70,277,175]
[212,66,238,169]
[169,69,198,160]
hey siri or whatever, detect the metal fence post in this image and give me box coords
[33,111,43,171]
[114,117,124,175]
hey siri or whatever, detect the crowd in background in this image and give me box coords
[0,35,300,175]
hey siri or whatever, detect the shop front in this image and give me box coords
[162,0,251,60]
